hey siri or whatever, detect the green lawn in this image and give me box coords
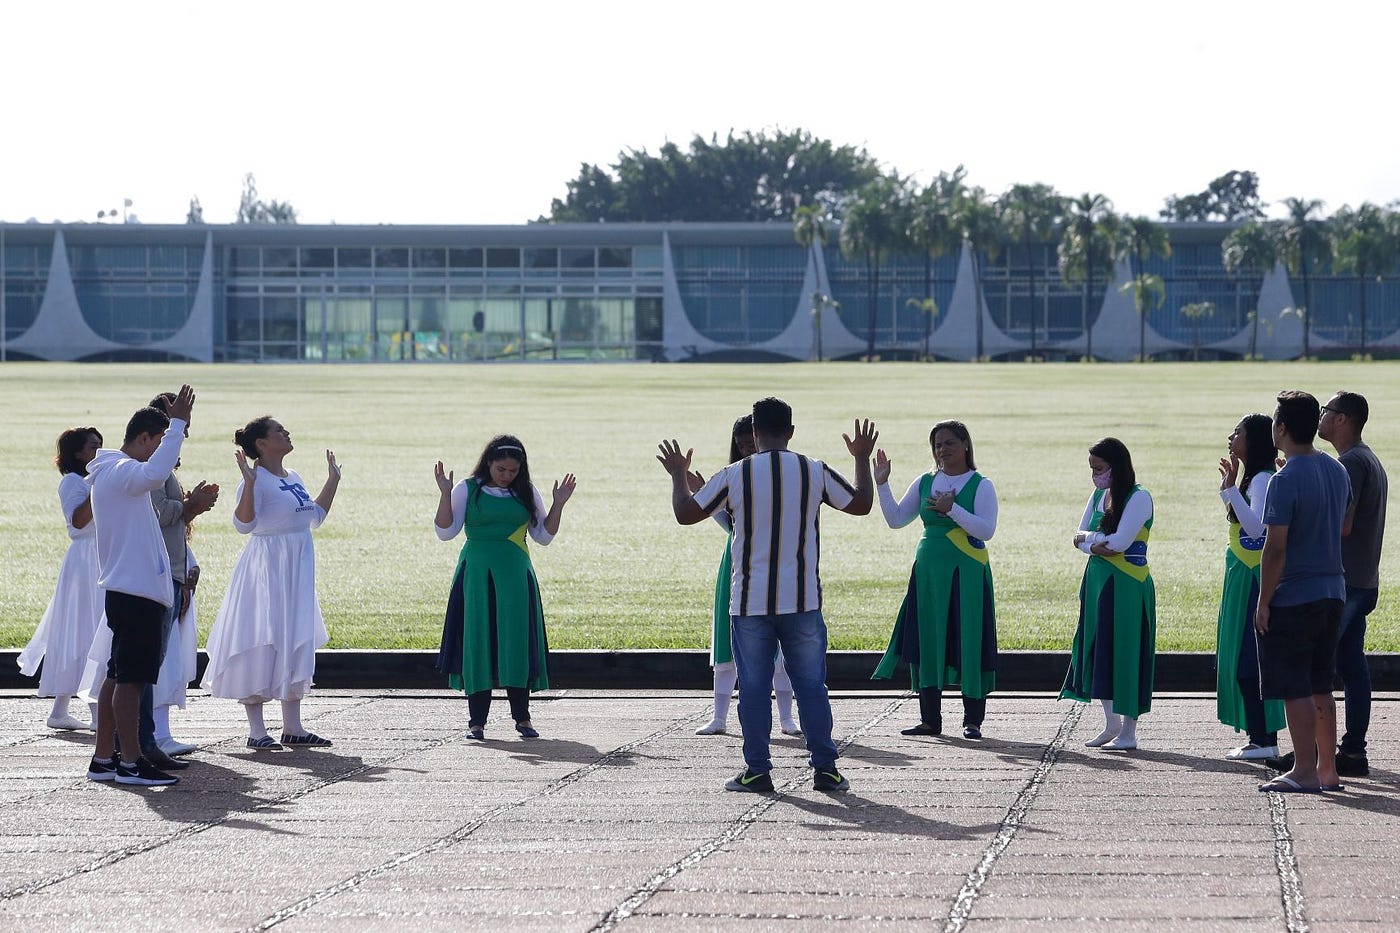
[3,361,1395,652]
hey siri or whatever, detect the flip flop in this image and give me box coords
[1258,776,1322,794]
[1320,784,1346,792]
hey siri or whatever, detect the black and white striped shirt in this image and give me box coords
[694,450,857,617]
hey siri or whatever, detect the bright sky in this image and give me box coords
[4,1,1397,226]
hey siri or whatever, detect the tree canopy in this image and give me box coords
[1160,170,1265,222]
[546,129,882,223]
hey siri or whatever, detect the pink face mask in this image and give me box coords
[1092,469,1113,490]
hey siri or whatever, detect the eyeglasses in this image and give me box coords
[1320,406,1340,415]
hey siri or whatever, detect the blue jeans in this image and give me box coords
[1335,585,1377,756]
[138,578,182,753]
[730,610,838,774]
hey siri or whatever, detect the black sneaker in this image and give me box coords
[724,768,774,793]
[142,746,190,771]
[114,757,179,787]
[1336,753,1370,777]
[86,756,118,782]
[813,768,851,793]
[1265,751,1295,771]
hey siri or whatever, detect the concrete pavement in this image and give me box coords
[1,689,1398,931]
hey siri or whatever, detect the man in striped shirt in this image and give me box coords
[659,397,876,793]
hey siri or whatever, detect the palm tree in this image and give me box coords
[1118,216,1172,362]
[1279,197,1331,358]
[793,203,830,262]
[1180,301,1216,361]
[1221,220,1282,358]
[808,291,838,362]
[904,169,964,361]
[954,186,1005,359]
[840,177,905,360]
[1058,193,1119,360]
[1331,202,1395,354]
[997,183,1063,355]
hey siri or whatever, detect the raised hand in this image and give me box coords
[873,449,891,485]
[656,439,694,477]
[185,480,220,517]
[326,449,342,481]
[1218,454,1240,491]
[234,448,256,486]
[685,469,706,494]
[843,418,878,460]
[434,460,454,495]
[552,473,577,506]
[168,384,195,424]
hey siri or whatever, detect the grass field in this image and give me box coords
[2,361,1396,653]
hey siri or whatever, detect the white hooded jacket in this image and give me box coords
[86,418,187,607]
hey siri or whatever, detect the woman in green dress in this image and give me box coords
[1215,413,1285,759]
[1061,437,1155,750]
[434,435,575,740]
[872,421,999,739]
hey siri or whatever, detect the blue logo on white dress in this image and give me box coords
[279,480,315,511]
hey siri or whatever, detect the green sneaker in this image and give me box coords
[724,768,774,792]
[813,768,850,793]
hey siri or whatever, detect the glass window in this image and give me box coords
[634,246,663,269]
[227,294,261,342]
[449,247,483,268]
[148,246,187,272]
[230,247,260,274]
[263,247,297,276]
[598,247,632,268]
[375,247,410,272]
[486,247,520,269]
[338,247,372,269]
[412,248,446,269]
[524,248,558,269]
[300,247,335,269]
[561,247,594,269]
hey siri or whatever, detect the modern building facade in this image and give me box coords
[2,221,1396,363]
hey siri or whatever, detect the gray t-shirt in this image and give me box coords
[1262,451,1351,607]
[1340,442,1388,589]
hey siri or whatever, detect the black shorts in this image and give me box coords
[1257,598,1343,701]
[105,590,166,685]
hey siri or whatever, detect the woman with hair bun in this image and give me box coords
[1061,437,1156,750]
[202,417,341,749]
[434,435,575,740]
[19,427,105,731]
[1215,413,1285,759]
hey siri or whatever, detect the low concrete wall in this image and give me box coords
[6,648,1400,692]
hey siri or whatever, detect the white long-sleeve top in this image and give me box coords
[1077,487,1153,555]
[877,471,998,542]
[435,481,555,545]
[86,418,187,605]
[1220,471,1271,538]
[59,472,95,541]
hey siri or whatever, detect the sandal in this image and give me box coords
[247,735,283,750]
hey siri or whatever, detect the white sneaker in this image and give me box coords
[780,722,803,736]
[1104,736,1138,750]
[695,720,727,735]
[1225,743,1278,761]
[47,714,92,732]
[158,737,198,756]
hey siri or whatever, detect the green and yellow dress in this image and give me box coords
[710,524,735,665]
[1215,476,1286,734]
[873,472,997,698]
[1060,486,1155,719]
[435,479,550,694]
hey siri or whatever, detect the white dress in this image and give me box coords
[18,473,103,697]
[202,465,329,703]
[153,547,200,709]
